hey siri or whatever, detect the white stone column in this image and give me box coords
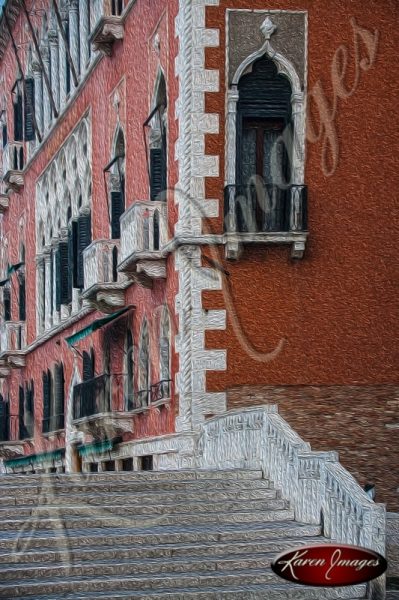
[32,60,43,136]
[44,247,52,330]
[58,8,68,107]
[68,0,80,81]
[48,29,60,112]
[291,92,306,186]
[41,45,51,131]
[79,0,90,72]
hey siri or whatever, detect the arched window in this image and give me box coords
[149,72,167,201]
[124,330,134,410]
[138,320,150,407]
[159,307,171,400]
[235,56,292,233]
[110,128,125,239]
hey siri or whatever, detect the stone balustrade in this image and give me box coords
[83,239,120,292]
[197,406,386,599]
[119,201,168,279]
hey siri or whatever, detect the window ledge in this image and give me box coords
[150,398,171,409]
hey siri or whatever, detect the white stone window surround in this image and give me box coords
[35,113,92,336]
[225,10,308,190]
[224,11,308,259]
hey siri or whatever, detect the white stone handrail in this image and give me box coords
[83,239,121,292]
[2,142,24,176]
[197,406,386,598]
[119,201,168,265]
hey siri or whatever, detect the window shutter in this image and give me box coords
[56,241,69,307]
[19,273,26,321]
[26,382,34,438]
[83,350,94,381]
[14,93,23,142]
[150,148,163,201]
[3,287,11,321]
[65,21,71,95]
[54,363,65,430]
[77,212,91,289]
[42,371,51,433]
[0,396,8,442]
[153,210,160,251]
[2,123,7,149]
[111,190,124,239]
[24,78,35,141]
[161,129,167,193]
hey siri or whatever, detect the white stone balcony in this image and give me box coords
[82,239,128,314]
[0,322,26,368]
[0,181,10,214]
[119,201,168,281]
[2,142,24,192]
[90,0,125,56]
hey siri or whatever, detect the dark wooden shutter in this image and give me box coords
[0,396,8,442]
[111,190,124,239]
[2,123,7,149]
[26,381,34,438]
[56,242,70,308]
[24,78,35,141]
[153,210,160,250]
[3,287,11,321]
[67,223,78,300]
[65,21,71,95]
[19,272,26,321]
[54,363,65,430]
[42,371,51,433]
[150,148,163,200]
[14,92,23,142]
[83,350,94,381]
[77,212,91,289]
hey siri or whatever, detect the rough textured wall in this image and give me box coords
[201,0,399,390]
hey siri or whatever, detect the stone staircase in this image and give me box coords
[0,469,369,599]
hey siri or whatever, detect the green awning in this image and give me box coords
[7,262,24,275]
[65,306,133,347]
[78,439,114,457]
[5,449,64,469]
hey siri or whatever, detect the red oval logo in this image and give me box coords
[271,544,387,587]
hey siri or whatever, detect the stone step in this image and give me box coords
[0,469,263,487]
[11,586,367,600]
[12,486,278,507]
[2,535,324,565]
[0,508,295,531]
[0,497,288,520]
[4,521,322,552]
[0,568,367,598]
[0,552,281,582]
[0,478,272,499]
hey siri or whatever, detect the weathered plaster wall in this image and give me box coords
[201,0,399,390]
[0,0,180,451]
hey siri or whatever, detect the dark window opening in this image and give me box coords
[112,0,124,16]
[122,457,133,471]
[140,455,153,471]
[89,462,99,473]
[153,210,160,251]
[3,287,11,321]
[104,460,115,472]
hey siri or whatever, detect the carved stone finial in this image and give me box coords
[260,16,277,41]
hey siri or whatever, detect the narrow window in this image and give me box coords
[42,370,51,434]
[153,210,160,251]
[77,211,91,289]
[125,330,134,410]
[13,83,23,142]
[0,396,9,442]
[18,269,26,321]
[235,56,292,233]
[54,363,65,430]
[3,286,11,321]
[24,78,35,142]
[138,321,150,407]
